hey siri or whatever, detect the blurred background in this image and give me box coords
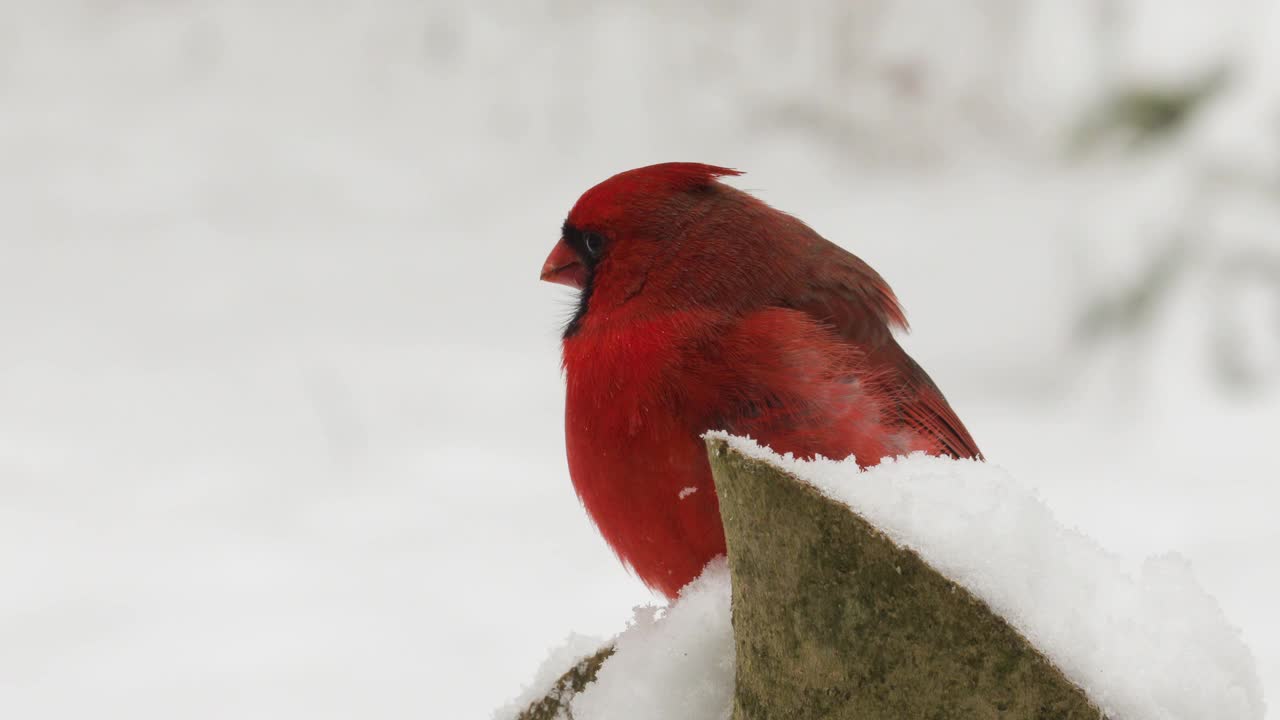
[1,1,1278,718]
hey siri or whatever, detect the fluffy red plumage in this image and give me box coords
[542,163,980,599]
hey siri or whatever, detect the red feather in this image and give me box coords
[552,163,980,598]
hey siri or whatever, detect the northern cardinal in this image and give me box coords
[541,163,980,599]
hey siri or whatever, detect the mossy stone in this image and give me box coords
[705,437,1106,720]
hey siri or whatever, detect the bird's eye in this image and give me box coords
[582,232,603,257]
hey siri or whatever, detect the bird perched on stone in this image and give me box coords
[541,163,980,599]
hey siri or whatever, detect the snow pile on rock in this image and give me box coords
[716,433,1265,720]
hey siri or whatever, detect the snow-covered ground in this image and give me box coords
[2,3,1277,719]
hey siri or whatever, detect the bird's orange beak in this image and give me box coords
[540,239,586,290]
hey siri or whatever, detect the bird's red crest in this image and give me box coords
[567,162,742,229]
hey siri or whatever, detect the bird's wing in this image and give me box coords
[694,307,979,465]
[775,244,982,460]
[863,339,983,460]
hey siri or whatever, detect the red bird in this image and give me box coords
[541,163,980,600]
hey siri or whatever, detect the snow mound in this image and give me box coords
[497,560,734,720]
[714,432,1265,720]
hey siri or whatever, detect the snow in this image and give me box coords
[715,433,1266,720]
[497,560,735,720]
[568,559,734,720]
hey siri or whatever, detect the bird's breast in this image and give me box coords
[560,311,730,597]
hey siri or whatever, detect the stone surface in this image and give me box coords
[704,436,1106,720]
